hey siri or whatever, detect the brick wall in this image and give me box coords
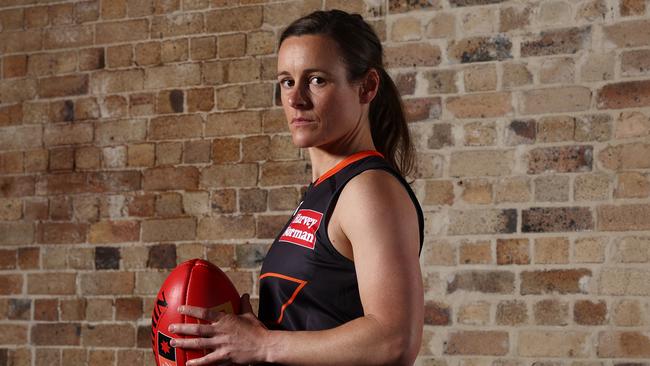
[0,0,649,364]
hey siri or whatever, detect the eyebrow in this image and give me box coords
[276,69,332,78]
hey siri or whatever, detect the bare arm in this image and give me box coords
[171,170,423,365]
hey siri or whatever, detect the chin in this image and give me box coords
[290,133,318,149]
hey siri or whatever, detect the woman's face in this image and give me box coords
[277,35,367,150]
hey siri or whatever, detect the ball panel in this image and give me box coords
[152,259,241,366]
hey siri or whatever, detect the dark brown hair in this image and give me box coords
[279,10,414,177]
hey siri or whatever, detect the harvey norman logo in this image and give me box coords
[279,209,323,250]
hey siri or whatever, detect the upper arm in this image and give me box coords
[335,169,423,341]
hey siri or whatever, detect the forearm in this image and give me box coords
[261,315,419,366]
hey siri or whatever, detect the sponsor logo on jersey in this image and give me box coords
[279,209,323,249]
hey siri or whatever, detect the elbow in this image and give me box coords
[380,327,422,366]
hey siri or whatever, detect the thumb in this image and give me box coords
[240,293,254,314]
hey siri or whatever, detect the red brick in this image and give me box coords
[96,19,149,44]
[27,273,76,295]
[82,324,136,347]
[521,269,591,295]
[446,91,511,119]
[256,214,289,239]
[116,297,143,320]
[43,122,93,146]
[260,161,311,186]
[386,43,442,68]
[574,300,607,325]
[0,323,29,346]
[80,272,134,295]
[198,215,255,240]
[202,164,258,188]
[404,97,442,122]
[496,300,528,325]
[521,86,591,115]
[3,55,27,78]
[89,220,140,244]
[147,243,177,268]
[58,298,85,322]
[91,70,144,94]
[448,35,512,63]
[43,25,93,49]
[0,177,35,197]
[518,330,589,357]
[521,26,591,57]
[599,142,650,170]
[152,13,204,37]
[0,104,22,127]
[523,206,593,232]
[445,331,509,355]
[598,204,650,231]
[142,218,196,242]
[603,19,650,48]
[0,274,22,295]
[534,299,569,325]
[205,7,262,32]
[87,171,141,193]
[448,208,516,235]
[143,167,199,190]
[497,238,530,265]
[34,298,58,321]
[597,80,650,109]
[38,75,88,98]
[597,331,650,358]
[149,115,203,140]
[528,146,592,174]
[447,270,515,294]
[37,223,86,244]
[620,0,646,15]
[424,301,451,326]
[31,323,80,345]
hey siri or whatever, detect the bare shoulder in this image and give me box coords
[336,169,418,235]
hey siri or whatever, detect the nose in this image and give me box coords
[287,85,310,109]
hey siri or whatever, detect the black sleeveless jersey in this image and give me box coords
[258,151,424,332]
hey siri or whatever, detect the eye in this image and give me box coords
[279,78,294,89]
[309,76,326,87]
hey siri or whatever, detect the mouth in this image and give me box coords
[291,117,316,125]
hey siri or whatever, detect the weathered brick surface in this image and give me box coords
[518,331,589,357]
[597,331,650,358]
[445,331,509,355]
[447,271,515,294]
[521,269,591,295]
[0,1,648,361]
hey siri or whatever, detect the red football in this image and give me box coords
[151,258,241,366]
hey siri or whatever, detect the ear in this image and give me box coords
[359,69,380,104]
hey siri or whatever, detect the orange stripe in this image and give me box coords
[259,272,308,324]
[314,150,384,187]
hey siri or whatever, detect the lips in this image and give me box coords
[291,117,315,125]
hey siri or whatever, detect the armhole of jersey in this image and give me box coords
[320,166,425,263]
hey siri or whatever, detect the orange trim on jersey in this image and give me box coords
[259,272,308,324]
[313,150,384,187]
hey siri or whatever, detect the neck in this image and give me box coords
[307,140,376,183]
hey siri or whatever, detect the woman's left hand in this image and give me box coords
[168,294,270,366]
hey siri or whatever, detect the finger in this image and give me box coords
[185,350,229,366]
[178,305,227,322]
[170,336,216,350]
[168,323,217,337]
[240,293,253,314]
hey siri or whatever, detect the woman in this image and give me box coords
[169,10,425,365]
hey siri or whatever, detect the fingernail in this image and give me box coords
[170,339,176,347]
[168,325,175,332]
[178,306,184,312]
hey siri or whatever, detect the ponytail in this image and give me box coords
[279,10,415,177]
[370,68,414,177]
